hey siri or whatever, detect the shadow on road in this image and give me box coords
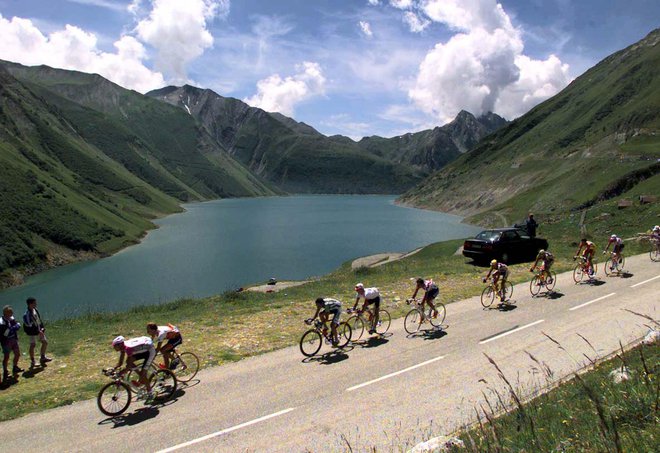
[620,272,634,279]
[302,348,352,365]
[359,336,390,349]
[100,406,160,428]
[421,328,448,341]
[577,279,606,286]
[486,302,517,312]
[533,291,564,300]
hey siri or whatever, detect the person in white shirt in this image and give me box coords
[146,323,182,369]
[352,283,381,335]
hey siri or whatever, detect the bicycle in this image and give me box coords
[299,319,352,357]
[345,306,391,341]
[157,349,200,383]
[403,298,445,334]
[573,255,597,283]
[529,269,556,296]
[480,277,513,307]
[97,366,177,416]
[604,251,625,276]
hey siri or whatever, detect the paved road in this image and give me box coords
[2,254,658,452]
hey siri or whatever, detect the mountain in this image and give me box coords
[0,61,276,280]
[357,111,507,172]
[399,29,660,221]
[147,85,425,194]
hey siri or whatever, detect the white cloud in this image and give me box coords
[133,0,229,83]
[408,0,571,122]
[403,11,430,33]
[359,21,373,37]
[367,0,381,5]
[65,0,128,12]
[390,0,413,9]
[244,62,326,116]
[0,14,165,92]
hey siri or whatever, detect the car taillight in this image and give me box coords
[463,241,470,249]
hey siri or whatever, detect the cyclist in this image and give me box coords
[483,260,509,302]
[530,249,554,284]
[308,298,342,347]
[410,278,440,318]
[146,323,182,369]
[112,335,156,396]
[651,225,660,242]
[603,234,624,270]
[574,238,597,276]
[353,283,381,335]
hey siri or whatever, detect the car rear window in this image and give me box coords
[475,230,501,241]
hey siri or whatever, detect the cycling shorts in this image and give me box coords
[324,307,342,325]
[364,296,381,309]
[613,243,624,253]
[131,347,156,370]
[166,334,183,349]
[425,286,439,301]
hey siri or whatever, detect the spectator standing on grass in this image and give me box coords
[1,305,23,381]
[526,213,538,238]
[23,297,52,368]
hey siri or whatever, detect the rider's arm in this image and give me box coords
[311,306,321,320]
[115,350,126,370]
[155,341,163,353]
[352,296,360,311]
[411,287,419,300]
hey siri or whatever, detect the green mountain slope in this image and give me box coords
[147,85,425,194]
[399,29,660,222]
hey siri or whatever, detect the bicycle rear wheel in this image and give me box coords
[651,246,660,262]
[546,271,557,291]
[501,281,514,302]
[618,255,625,270]
[172,352,199,383]
[150,369,177,401]
[404,309,422,334]
[346,315,365,342]
[299,330,322,357]
[337,322,352,348]
[428,303,446,327]
[375,309,391,334]
[529,275,541,296]
[97,381,131,416]
[481,286,495,307]
[572,264,583,283]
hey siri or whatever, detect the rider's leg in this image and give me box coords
[161,344,173,368]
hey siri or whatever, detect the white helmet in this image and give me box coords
[654,225,660,231]
[111,336,125,346]
[610,234,618,239]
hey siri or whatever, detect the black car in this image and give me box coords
[462,228,549,264]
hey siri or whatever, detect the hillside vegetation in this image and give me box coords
[399,29,660,225]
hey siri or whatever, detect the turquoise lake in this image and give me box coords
[0,196,481,319]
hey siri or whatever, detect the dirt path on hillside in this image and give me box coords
[351,248,422,269]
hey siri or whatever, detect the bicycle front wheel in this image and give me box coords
[299,330,322,357]
[337,322,352,348]
[481,286,495,307]
[97,381,131,416]
[429,303,446,327]
[546,271,557,291]
[530,275,541,296]
[150,369,177,401]
[173,352,199,383]
[404,309,422,334]
[375,309,391,334]
[346,315,365,342]
[572,264,583,283]
[604,258,613,276]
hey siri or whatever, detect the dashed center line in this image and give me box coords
[569,292,616,311]
[156,407,296,453]
[346,355,446,392]
[478,319,545,344]
[630,274,660,288]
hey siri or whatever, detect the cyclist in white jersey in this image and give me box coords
[353,283,381,335]
[146,323,182,369]
[112,336,156,393]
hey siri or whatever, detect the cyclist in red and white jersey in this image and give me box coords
[483,260,509,302]
[112,336,156,393]
[410,278,440,318]
[603,234,624,269]
[574,239,597,276]
[146,323,182,369]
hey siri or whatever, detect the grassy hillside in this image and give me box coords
[148,85,426,194]
[399,29,660,223]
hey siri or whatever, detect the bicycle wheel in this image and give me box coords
[572,264,583,283]
[404,309,422,334]
[481,286,495,307]
[530,275,541,296]
[501,281,514,302]
[546,271,557,291]
[604,257,613,276]
[375,309,391,334]
[618,255,625,270]
[150,369,177,401]
[651,247,660,262]
[172,352,199,383]
[299,330,322,357]
[428,303,446,327]
[346,315,365,342]
[97,381,131,416]
[337,322,352,348]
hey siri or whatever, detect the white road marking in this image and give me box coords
[346,355,446,392]
[156,407,296,453]
[630,274,660,288]
[478,319,545,345]
[569,292,616,311]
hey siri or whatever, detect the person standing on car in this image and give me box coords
[526,213,538,237]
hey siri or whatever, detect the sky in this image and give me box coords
[0,1,658,139]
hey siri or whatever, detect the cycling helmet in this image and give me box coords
[611,234,618,239]
[654,225,660,231]
[416,277,425,286]
[490,259,497,266]
[111,336,125,346]
[539,249,545,254]
[354,283,364,291]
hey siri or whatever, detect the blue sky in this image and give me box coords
[0,0,657,139]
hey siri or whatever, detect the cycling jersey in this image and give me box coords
[495,263,509,277]
[155,325,180,343]
[360,287,380,300]
[123,336,154,356]
[320,298,342,312]
[422,279,439,300]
